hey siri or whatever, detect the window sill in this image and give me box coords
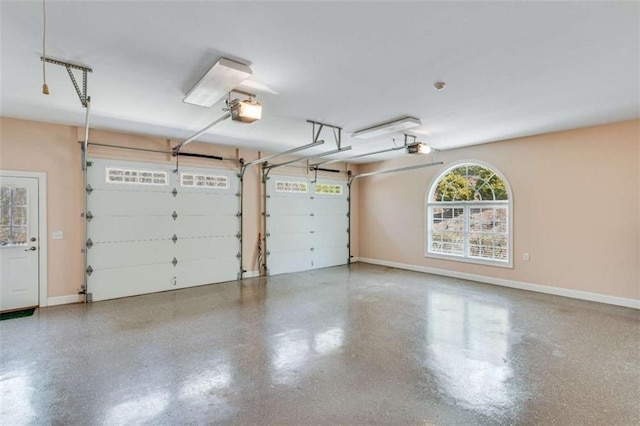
[424,252,513,269]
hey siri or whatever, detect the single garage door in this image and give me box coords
[86,158,239,301]
[266,175,348,275]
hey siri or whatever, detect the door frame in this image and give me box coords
[0,170,48,307]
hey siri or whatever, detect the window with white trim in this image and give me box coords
[427,162,511,266]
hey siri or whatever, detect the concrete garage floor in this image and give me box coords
[1,263,638,425]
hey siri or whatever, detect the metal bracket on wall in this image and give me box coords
[41,57,92,108]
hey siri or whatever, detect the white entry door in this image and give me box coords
[0,176,40,311]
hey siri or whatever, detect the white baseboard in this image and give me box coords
[349,257,360,263]
[357,257,640,310]
[47,295,83,306]
[242,270,261,279]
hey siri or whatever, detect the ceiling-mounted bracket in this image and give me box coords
[404,134,418,147]
[307,120,343,149]
[41,57,92,108]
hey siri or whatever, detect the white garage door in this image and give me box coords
[266,175,348,275]
[86,159,239,301]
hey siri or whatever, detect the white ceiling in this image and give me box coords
[1,1,638,163]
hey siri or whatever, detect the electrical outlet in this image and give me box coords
[523,252,530,261]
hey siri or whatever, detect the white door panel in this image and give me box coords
[269,233,312,253]
[176,193,237,215]
[176,237,237,260]
[89,264,175,301]
[268,198,311,215]
[175,215,237,237]
[176,258,237,288]
[267,216,311,234]
[0,176,40,311]
[89,241,174,270]
[313,248,349,269]
[268,252,312,276]
[89,190,173,216]
[314,231,348,248]
[88,216,175,242]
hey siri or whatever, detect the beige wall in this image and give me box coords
[358,120,640,300]
[0,117,358,298]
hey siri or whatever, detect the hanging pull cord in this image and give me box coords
[42,0,49,95]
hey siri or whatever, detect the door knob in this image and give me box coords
[24,246,36,251]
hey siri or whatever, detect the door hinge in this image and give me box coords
[86,265,93,276]
[172,234,178,243]
[85,184,93,194]
[172,188,178,197]
[172,257,178,267]
[85,211,93,221]
[172,211,178,220]
[86,238,93,249]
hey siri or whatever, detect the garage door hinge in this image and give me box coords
[347,243,350,248]
[346,212,350,217]
[86,293,93,303]
[310,196,314,200]
[172,234,178,243]
[85,184,93,194]
[172,188,178,197]
[236,212,241,217]
[172,257,178,267]
[86,238,93,249]
[347,197,350,202]
[85,211,93,221]
[310,247,315,251]
[266,232,270,237]
[236,252,241,259]
[310,230,315,234]
[266,250,270,256]
[310,213,315,217]
[235,232,241,239]
[265,213,271,217]
[172,211,178,220]
[235,192,241,197]
[266,194,270,198]
[86,265,93,276]
[87,161,93,167]
[346,228,350,233]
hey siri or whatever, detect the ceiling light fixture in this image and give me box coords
[183,58,252,108]
[406,143,432,155]
[230,98,262,123]
[352,116,421,139]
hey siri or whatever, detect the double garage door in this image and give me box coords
[266,175,349,275]
[86,159,239,301]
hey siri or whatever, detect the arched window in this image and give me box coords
[426,161,512,267]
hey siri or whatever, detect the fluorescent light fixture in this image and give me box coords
[407,143,432,155]
[352,116,421,139]
[230,99,262,123]
[183,58,252,108]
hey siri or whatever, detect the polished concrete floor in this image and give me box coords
[1,263,638,425]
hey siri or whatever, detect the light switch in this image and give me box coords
[52,231,63,240]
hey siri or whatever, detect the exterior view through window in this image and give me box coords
[427,162,511,266]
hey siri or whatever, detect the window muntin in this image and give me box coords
[0,186,28,246]
[427,163,511,266]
